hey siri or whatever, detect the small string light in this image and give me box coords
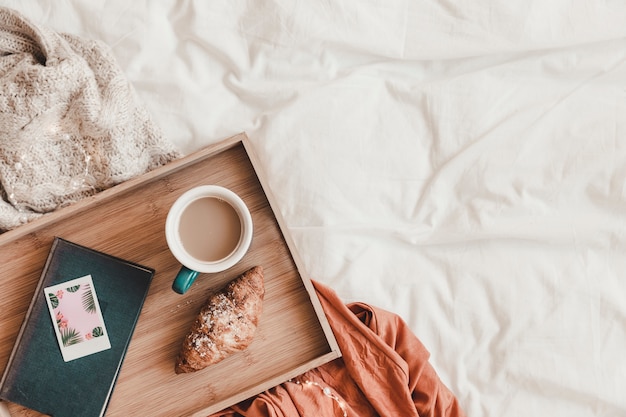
[287,378,348,417]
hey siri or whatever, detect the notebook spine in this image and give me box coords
[0,239,59,392]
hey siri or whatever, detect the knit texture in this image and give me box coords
[0,7,181,231]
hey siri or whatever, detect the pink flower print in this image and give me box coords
[56,289,64,299]
[85,333,93,340]
[55,312,69,329]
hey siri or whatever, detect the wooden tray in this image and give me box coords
[0,133,341,416]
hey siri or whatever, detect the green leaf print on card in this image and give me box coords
[48,293,59,309]
[92,327,104,337]
[66,285,81,292]
[61,327,82,346]
[81,284,96,314]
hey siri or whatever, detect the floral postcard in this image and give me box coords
[44,275,111,362]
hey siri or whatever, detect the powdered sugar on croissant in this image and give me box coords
[175,266,265,374]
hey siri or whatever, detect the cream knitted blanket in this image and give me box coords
[0,7,181,232]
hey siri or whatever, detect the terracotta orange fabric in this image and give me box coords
[210,281,465,417]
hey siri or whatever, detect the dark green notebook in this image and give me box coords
[0,237,154,417]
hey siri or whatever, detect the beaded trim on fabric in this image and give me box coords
[287,378,348,417]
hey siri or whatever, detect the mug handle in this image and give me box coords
[172,265,200,294]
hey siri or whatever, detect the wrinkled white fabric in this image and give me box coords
[2,1,626,416]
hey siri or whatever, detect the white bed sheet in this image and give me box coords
[3,1,626,416]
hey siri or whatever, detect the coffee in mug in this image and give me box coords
[166,185,253,294]
[178,196,242,262]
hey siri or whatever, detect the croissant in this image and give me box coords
[175,266,265,374]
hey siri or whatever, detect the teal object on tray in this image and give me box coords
[172,266,200,294]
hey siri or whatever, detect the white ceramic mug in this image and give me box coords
[166,185,253,294]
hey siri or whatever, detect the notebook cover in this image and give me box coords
[0,237,154,417]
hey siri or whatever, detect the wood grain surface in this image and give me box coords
[0,133,340,417]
